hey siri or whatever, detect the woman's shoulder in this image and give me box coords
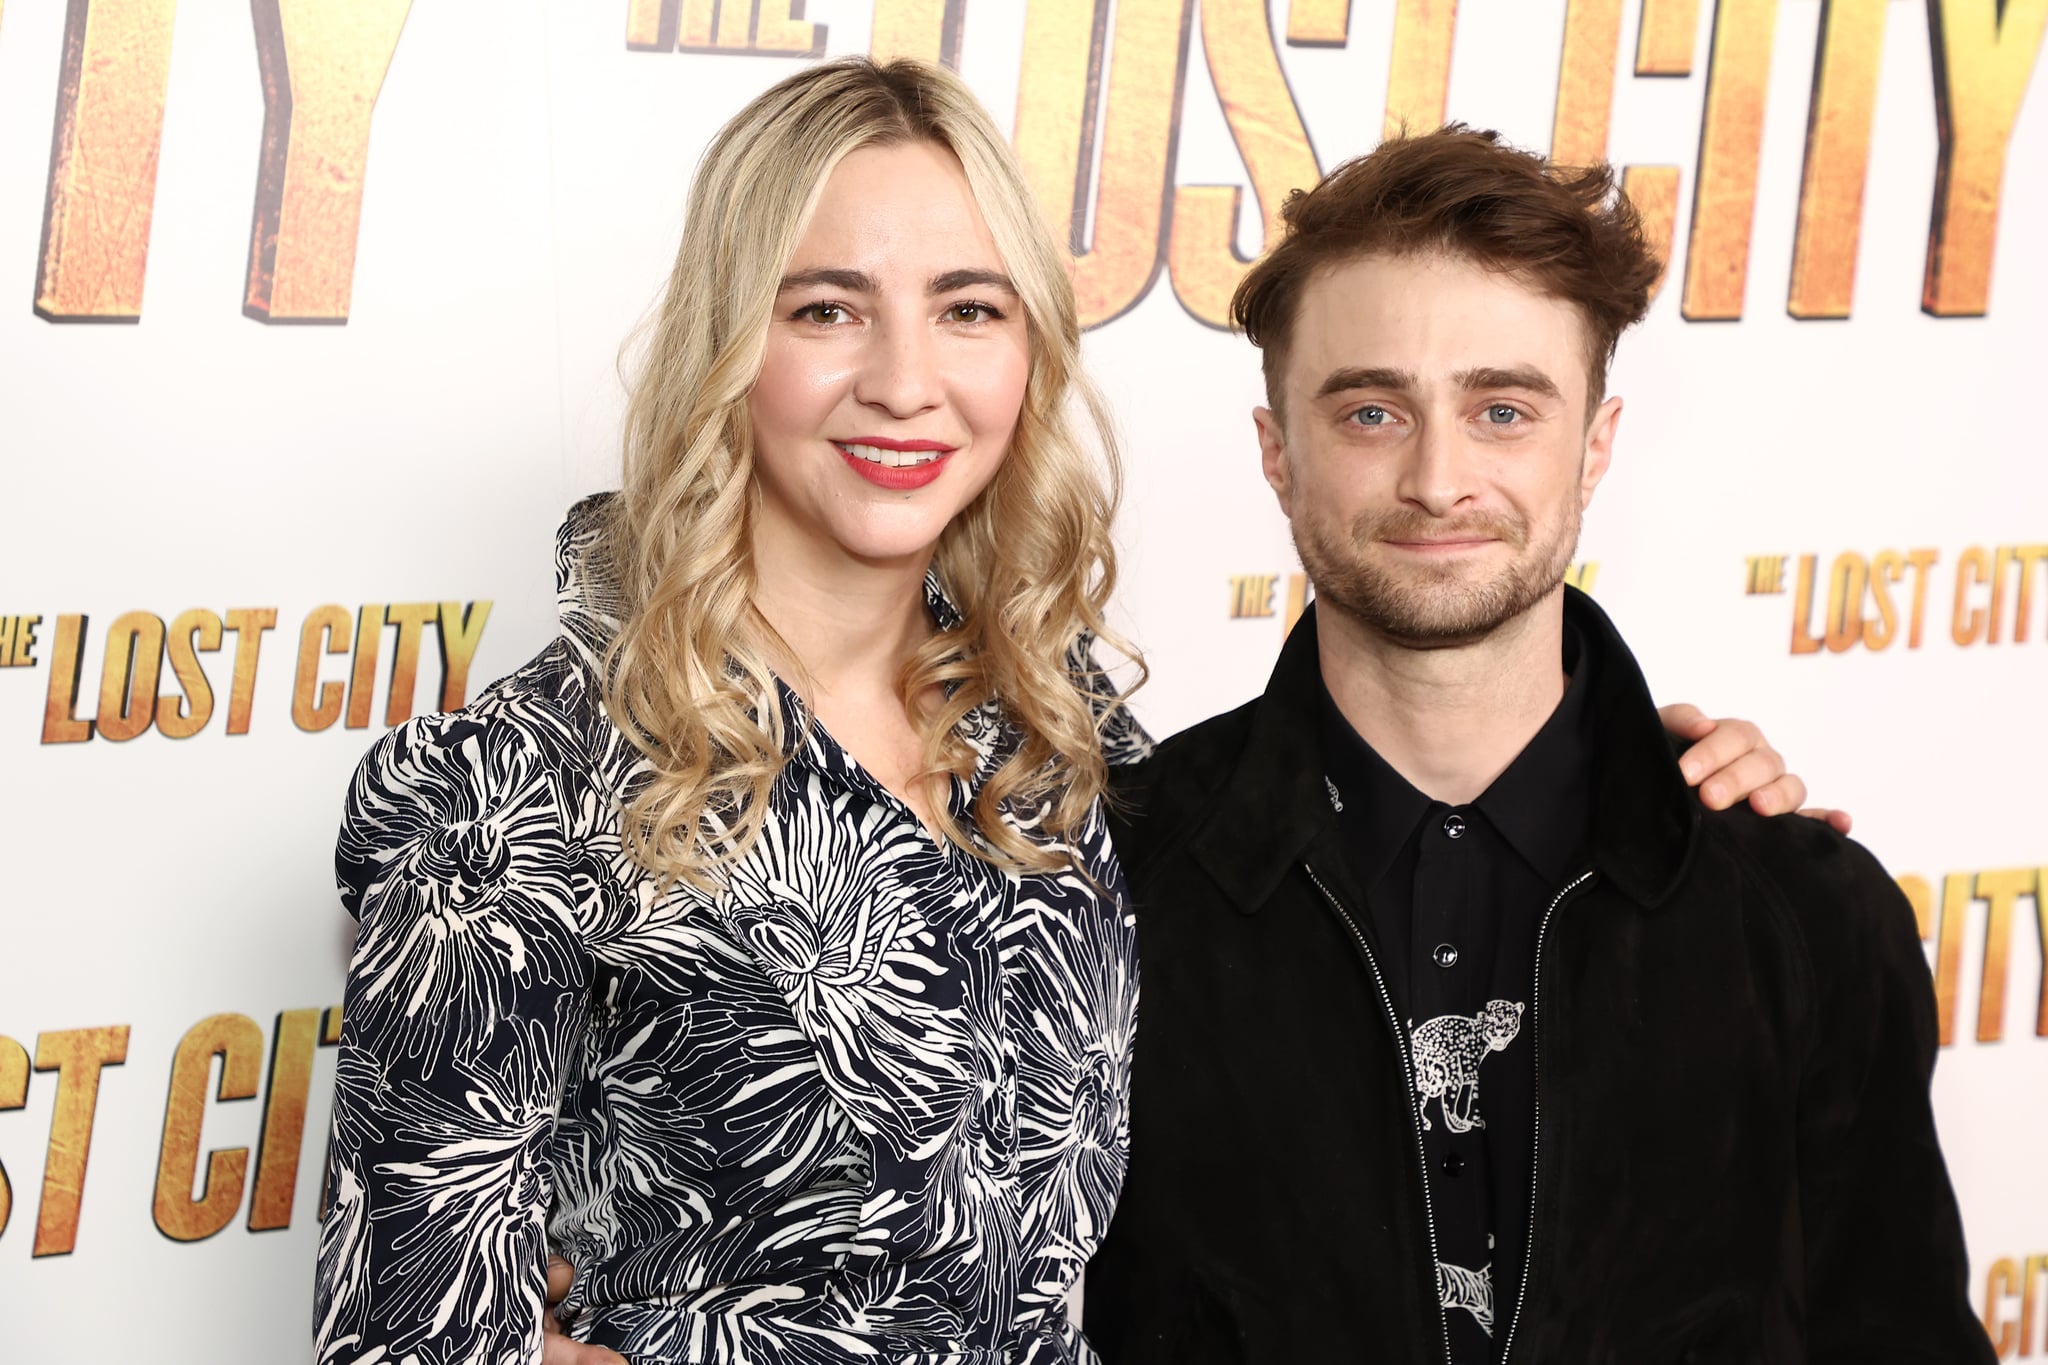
[1064,633,1155,769]
[334,637,603,921]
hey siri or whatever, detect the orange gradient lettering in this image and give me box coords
[1973,868,2036,1041]
[0,1036,28,1241]
[628,0,823,54]
[2037,877,2048,1038]
[245,0,413,322]
[1015,0,1196,328]
[1932,872,1971,1045]
[1986,1257,2020,1354]
[1953,545,1991,645]
[156,608,223,740]
[2012,545,2048,641]
[1384,0,1457,138]
[1553,0,1624,167]
[248,1007,341,1231]
[1637,0,1701,73]
[31,1026,129,1256]
[293,604,351,732]
[152,1014,263,1242]
[1168,0,1319,327]
[1923,0,2048,315]
[95,611,166,743]
[1683,0,1779,319]
[383,602,438,727]
[41,614,93,744]
[436,600,493,710]
[222,607,277,735]
[1286,0,1351,45]
[872,0,963,66]
[1551,0,1682,296]
[1788,0,1890,318]
[34,0,178,321]
[345,604,386,730]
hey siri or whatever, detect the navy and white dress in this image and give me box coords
[314,495,1150,1365]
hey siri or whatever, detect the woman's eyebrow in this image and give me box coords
[929,268,1017,296]
[779,267,877,293]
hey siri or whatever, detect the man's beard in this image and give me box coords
[1294,501,1580,648]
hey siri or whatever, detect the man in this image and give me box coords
[1081,128,1987,1363]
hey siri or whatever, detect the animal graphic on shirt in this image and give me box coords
[1437,1259,1495,1335]
[1411,999,1524,1132]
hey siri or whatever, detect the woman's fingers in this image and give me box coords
[1796,805,1854,835]
[1669,714,1782,799]
[1656,702,1717,744]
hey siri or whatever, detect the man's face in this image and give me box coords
[1256,250,1621,648]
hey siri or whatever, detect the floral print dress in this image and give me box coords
[314,496,1150,1365]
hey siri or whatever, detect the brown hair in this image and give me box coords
[1231,124,1661,412]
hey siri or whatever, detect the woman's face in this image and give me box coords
[748,139,1031,574]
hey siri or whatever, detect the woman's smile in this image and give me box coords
[833,437,956,490]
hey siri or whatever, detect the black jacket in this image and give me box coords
[1087,589,1989,1365]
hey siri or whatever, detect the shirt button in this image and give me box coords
[1443,813,1467,840]
[1443,1151,1467,1176]
[1432,943,1459,969]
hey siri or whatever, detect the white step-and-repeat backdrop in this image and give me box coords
[1,1,2042,1359]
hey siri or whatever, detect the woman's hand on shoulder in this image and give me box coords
[1659,703,1852,834]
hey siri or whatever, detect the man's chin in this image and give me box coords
[1315,574,1564,648]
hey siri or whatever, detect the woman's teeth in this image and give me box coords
[837,442,944,469]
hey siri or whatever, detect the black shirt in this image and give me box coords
[1320,626,1596,1364]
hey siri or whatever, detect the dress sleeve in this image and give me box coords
[316,705,592,1365]
[1068,633,1154,769]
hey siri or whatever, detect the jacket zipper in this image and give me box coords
[1303,863,1454,1365]
[1498,868,1597,1365]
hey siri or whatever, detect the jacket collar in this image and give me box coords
[1189,588,1697,914]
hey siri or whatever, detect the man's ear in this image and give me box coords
[1581,394,1622,510]
[1255,406,1292,516]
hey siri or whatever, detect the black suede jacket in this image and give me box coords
[1086,589,1990,1365]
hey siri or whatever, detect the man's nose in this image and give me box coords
[1396,417,1477,517]
[853,318,942,420]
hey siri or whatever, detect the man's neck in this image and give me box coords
[1317,589,1569,806]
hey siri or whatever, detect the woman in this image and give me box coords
[316,58,1807,1365]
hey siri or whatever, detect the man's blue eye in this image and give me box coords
[1487,405,1518,423]
[1353,406,1388,426]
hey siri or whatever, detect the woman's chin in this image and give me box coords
[825,512,965,568]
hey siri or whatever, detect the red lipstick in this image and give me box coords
[834,438,956,491]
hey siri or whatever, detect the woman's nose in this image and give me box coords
[853,319,943,419]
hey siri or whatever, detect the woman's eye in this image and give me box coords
[947,301,1002,323]
[796,302,847,325]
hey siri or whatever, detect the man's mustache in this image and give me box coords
[1346,510,1530,548]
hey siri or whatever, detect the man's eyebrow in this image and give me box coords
[778,267,878,293]
[1456,365,1563,400]
[930,268,1017,295]
[1314,366,1417,400]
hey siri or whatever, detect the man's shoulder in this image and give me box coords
[1697,803,1919,976]
[1106,696,1260,859]
[1111,696,1258,799]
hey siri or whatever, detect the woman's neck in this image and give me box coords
[748,528,935,701]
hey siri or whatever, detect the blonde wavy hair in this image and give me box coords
[600,57,1139,888]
